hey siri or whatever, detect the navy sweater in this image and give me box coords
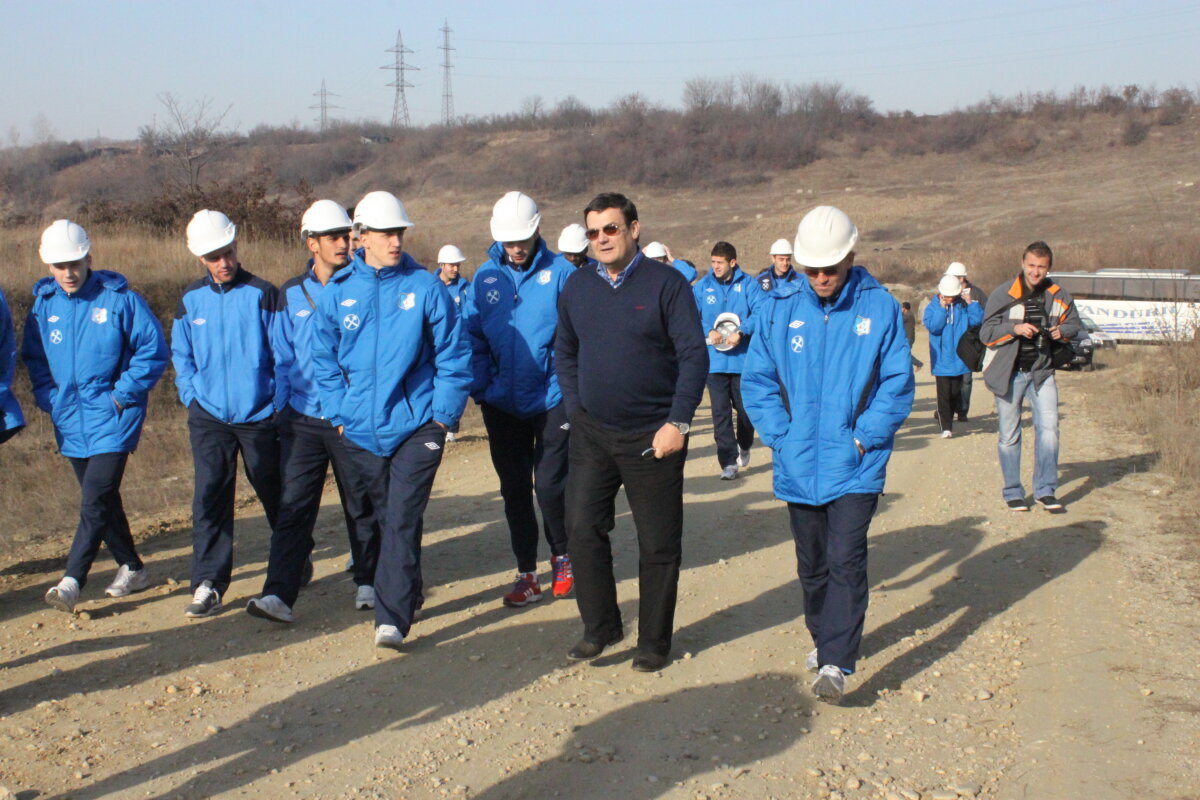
[555,255,708,433]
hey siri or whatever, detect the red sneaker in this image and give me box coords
[502,572,543,607]
[551,555,574,598]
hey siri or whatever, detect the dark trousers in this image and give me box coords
[480,402,570,573]
[957,372,973,417]
[707,373,754,467]
[566,411,686,657]
[343,421,445,636]
[788,493,878,674]
[187,402,281,595]
[64,452,142,588]
[261,409,381,607]
[935,375,965,433]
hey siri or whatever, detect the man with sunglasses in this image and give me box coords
[466,191,576,608]
[555,192,708,672]
[172,209,287,618]
[246,200,382,624]
[309,190,471,649]
[742,206,914,703]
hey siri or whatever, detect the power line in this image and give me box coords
[439,20,455,126]
[309,79,340,132]
[382,29,418,128]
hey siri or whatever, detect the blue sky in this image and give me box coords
[4,0,1198,142]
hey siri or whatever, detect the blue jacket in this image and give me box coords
[693,267,764,373]
[757,265,798,293]
[310,252,471,457]
[741,266,915,505]
[171,267,284,424]
[672,259,698,283]
[466,239,573,418]
[21,270,167,457]
[277,264,346,418]
[1,287,25,435]
[434,270,472,309]
[923,295,983,376]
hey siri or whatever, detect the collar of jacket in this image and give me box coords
[33,268,128,299]
[203,265,251,292]
[342,251,423,282]
[1007,275,1060,300]
[487,237,554,278]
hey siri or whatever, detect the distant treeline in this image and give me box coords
[1,79,1195,236]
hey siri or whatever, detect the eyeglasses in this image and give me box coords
[584,223,624,241]
[803,266,841,277]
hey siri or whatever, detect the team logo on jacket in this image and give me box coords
[483,276,498,284]
[537,270,552,285]
[734,284,742,292]
[854,316,872,336]
[705,295,716,304]
[788,319,804,329]
[49,329,63,345]
[192,318,206,326]
[341,298,357,307]
[343,314,361,331]
[296,309,311,318]
[398,292,416,311]
[48,315,59,323]
[91,307,108,324]
[790,334,804,353]
[486,289,501,305]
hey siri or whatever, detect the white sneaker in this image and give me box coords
[719,465,739,480]
[812,664,846,703]
[805,647,819,673]
[246,594,295,623]
[375,624,405,649]
[355,585,376,610]
[45,577,80,613]
[185,581,222,618]
[736,447,751,468]
[105,564,151,597]
[940,430,953,439]
[446,430,458,442]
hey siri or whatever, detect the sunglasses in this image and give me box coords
[584,223,625,241]
[803,266,841,277]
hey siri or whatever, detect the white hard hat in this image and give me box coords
[938,274,963,297]
[186,210,237,257]
[793,206,859,268]
[39,219,91,264]
[489,191,541,242]
[558,223,589,254]
[437,244,466,264]
[713,312,742,352]
[642,241,668,259]
[769,238,793,256]
[353,191,414,230]
[301,199,352,236]
[945,261,968,277]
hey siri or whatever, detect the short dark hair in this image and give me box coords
[711,241,737,261]
[584,192,638,226]
[1023,240,1053,266]
[901,301,911,310]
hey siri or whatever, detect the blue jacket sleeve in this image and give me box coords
[426,284,472,427]
[1,291,26,430]
[965,299,984,327]
[462,285,492,399]
[740,304,790,448]
[852,303,916,451]
[739,280,765,337]
[20,305,55,414]
[170,297,198,409]
[265,289,289,412]
[112,291,168,409]
[923,299,947,335]
[554,286,581,419]
[310,289,346,427]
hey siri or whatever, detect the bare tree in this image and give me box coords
[145,93,232,195]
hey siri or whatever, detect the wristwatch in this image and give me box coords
[669,421,691,435]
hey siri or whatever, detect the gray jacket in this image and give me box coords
[979,275,1079,395]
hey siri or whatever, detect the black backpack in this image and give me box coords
[957,325,985,372]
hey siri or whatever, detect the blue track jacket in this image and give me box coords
[1,287,25,435]
[22,270,167,457]
[277,263,346,418]
[310,252,471,457]
[672,259,698,283]
[757,265,798,293]
[434,270,471,309]
[171,267,284,424]
[693,267,764,373]
[922,294,983,376]
[742,266,915,505]
[466,239,573,418]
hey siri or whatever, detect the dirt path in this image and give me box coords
[1,341,1198,800]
